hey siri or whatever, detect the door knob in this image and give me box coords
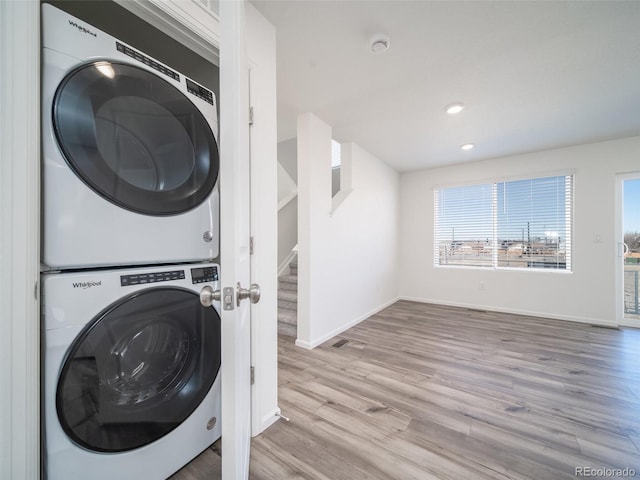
[200,285,221,307]
[236,282,261,306]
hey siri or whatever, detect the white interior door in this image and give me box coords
[220,1,253,478]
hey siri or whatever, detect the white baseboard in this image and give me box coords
[399,296,619,328]
[295,296,400,350]
[291,295,619,351]
[294,338,314,350]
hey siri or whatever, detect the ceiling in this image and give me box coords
[249,0,640,172]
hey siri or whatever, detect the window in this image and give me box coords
[434,175,573,271]
[331,139,341,198]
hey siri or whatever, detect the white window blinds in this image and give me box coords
[434,175,573,271]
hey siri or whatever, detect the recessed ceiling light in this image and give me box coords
[461,143,475,151]
[370,34,390,53]
[445,103,464,115]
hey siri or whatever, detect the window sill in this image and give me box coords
[434,264,573,274]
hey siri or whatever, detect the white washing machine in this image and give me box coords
[42,263,222,480]
[41,4,220,269]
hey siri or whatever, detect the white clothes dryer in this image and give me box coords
[42,262,222,480]
[42,4,220,269]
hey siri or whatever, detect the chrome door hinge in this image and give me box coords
[249,106,254,126]
[250,366,255,385]
[250,236,254,255]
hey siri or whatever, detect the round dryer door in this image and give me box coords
[52,61,219,216]
[56,287,221,452]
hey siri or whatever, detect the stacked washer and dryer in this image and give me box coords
[40,4,222,479]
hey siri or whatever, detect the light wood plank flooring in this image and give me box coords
[171,300,640,479]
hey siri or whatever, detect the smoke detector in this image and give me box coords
[370,34,390,53]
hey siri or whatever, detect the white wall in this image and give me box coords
[331,167,341,197]
[399,135,640,325]
[297,113,399,349]
[278,137,297,182]
[277,147,298,270]
[278,197,298,271]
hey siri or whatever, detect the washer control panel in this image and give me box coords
[120,269,185,287]
[191,266,219,284]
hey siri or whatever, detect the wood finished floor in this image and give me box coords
[171,300,640,479]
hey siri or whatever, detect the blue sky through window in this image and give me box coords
[497,176,567,243]
[436,183,493,242]
[436,176,569,243]
[624,179,640,233]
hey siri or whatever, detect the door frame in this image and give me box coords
[219,0,253,477]
[0,2,41,479]
[615,172,640,327]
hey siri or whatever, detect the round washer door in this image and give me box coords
[56,287,221,453]
[52,61,219,216]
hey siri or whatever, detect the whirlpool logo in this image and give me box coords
[68,20,97,37]
[72,281,102,290]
